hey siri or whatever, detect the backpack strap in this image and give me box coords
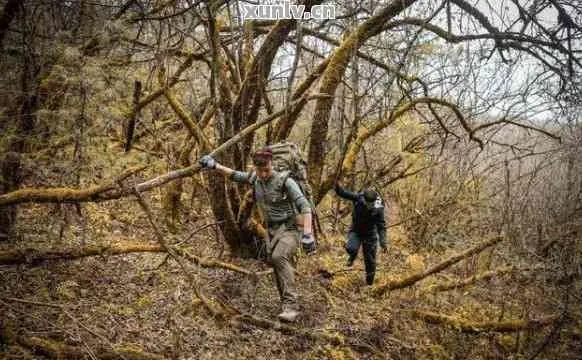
[278,170,299,216]
[248,171,257,201]
[248,171,257,186]
[278,170,291,196]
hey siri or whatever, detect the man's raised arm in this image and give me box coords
[199,155,253,184]
[334,182,359,201]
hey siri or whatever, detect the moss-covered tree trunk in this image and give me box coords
[204,2,320,257]
[1,16,39,239]
[0,152,20,240]
[307,0,419,201]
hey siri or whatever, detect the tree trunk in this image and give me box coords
[0,152,20,240]
[0,0,20,48]
[1,23,40,239]
[307,0,419,200]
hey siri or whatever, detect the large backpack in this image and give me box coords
[266,141,313,203]
[266,142,322,238]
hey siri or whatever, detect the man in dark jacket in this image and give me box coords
[334,182,387,285]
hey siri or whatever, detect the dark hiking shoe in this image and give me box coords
[345,257,355,267]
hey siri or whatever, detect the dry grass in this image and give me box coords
[1,197,580,359]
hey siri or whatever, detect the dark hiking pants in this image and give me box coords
[345,231,378,285]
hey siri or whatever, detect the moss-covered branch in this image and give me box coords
[373,236,502,296]
[307,0,419,197]
[0,165,146,206]
[164,88,213,152]
[0,241,164,266]
[1,328,166,360]
[424,266,516,293]
[0,239,266,278]
[411,310,559,333]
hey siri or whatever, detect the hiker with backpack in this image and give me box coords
[198,145,315,322]
[334,180,387,286]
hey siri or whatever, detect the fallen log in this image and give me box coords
[373,236,503,296]
[0,240,269,277]
[2,331,166,360]
[0,241,163,266]
[423,266,515,293]
[410,309,559,333]
[0,165,146,206]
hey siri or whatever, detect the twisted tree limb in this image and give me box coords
[0,240,269,279]
[0,165,146,206]
[0,240,164,266]
[411,310,559,333]
[373,236,503,296]
[423,266,516,293]
[0,329,166,360]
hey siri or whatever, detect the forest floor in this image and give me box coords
[1,199,580,359]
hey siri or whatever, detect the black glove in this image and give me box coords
[301,233,316,255]
[199,155,217,169]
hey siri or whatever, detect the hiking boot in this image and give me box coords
[278,307,300,322]
[345,257,355,267]
[366,273,375,286]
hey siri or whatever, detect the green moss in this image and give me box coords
[134,295,152,309]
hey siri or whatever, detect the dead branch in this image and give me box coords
[176,248,269,278]
[0,240,163,266]
[411,310,559,333]
[423,266,516,293]
[373,236,503,296]
[0,237,267,277]
[0,165,146,206]
[0,328,166,360]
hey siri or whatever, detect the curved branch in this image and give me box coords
[385,17,566,51]
[471,117,561,141]
[164,89,213,152]
[373,236,502,296]
[342,97,481,177]
[0,166,146,206]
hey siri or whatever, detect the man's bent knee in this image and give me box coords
[270,251,289,267]
[345,244,358,257]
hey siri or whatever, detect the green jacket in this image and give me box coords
[232,170,311,227]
